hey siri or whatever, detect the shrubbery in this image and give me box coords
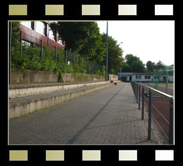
[11,22,105,82]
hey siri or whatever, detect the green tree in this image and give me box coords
[154,60,166,70]
[11,22,21,47]
[101,33,123,74]
[131,61,145,72]
[124,54,145,72]
[121,62,131,72]
[49,22,105,63]
[125,54,140,67]
[146,61,155,72]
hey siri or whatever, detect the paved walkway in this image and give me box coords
[9,82,158,145]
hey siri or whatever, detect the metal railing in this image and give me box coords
[131,81,174,144]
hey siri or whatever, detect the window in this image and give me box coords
[49,29,56,41]
[35,22,46,35]
[58,39,63,44]
[22,40,32,46]
[136,75,141,79]
[20,21,32,29]
[145,75,151,79]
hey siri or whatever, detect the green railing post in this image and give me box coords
[142,87,144,119]
[148,89,152,140]
[138,85,141,109]
[136,83,138,103]
[169,98,174,144]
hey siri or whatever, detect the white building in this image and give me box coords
[118,72,173,83]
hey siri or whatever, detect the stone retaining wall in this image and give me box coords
[10,69,105,84]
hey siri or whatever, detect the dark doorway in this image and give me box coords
[121,77,127,82]
[129,76,132,81]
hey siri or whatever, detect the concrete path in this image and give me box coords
[9,82,158,145]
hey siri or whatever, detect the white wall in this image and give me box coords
[109,74,118,81]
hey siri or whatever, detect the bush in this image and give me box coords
[11,22,104,82]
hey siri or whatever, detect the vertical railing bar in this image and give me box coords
[138,85,141,109]
[148,89,152,140]
[136,83,138,103]
[142,87,144,119]
[169,98,174,144]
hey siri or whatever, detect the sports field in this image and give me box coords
[148,83,173,89]
[142,82,174,142]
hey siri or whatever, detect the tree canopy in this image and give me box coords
[122,54,145,72]
[101,33,123,73]
[50,22,106,63]
[50,22,124,73]
[146,60,166,72]
[146,61,155,72]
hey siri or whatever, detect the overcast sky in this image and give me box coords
[97,21,174,66]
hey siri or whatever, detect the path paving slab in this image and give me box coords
[9,82,159,145]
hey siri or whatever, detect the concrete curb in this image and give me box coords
[9,81,111,99]
[9,83,116,120]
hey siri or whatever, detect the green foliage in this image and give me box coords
[146,61,155,72]
[154,60,166,70]
[121,63,131,72]
[146,60,166,72]
[131,61,145,72]
[50,22,125,75]
[11,22,21,47]
[101,33,123,74]
[50,22,107,64]
[122,54,145,72]
[111,69,114,74]
[11,21,110,81]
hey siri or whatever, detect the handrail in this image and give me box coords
[134,81,174,100]
[131,81,174,144]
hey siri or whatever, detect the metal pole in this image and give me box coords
[20,31,22,56]
[131,82,134,95]
[41,40,43,59]
[65,50,67,63]
[169,98,174,144]
[9,22,12,84]
[105,21,108,81]
[135,83,137,100]
[138,85,141,109]
[136,83,138,103]
[148,89,152,140]
[55,46,57,62]
[142,87,144,119]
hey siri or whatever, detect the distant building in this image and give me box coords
[118,72,173,83]
[19,21,65,49]
[166,65,174,71]
[118,72,153,82]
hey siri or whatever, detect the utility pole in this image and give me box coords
[105,21,108,81]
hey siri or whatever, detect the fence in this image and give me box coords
[13,31,104,76]
[65,50,103,75]
[131,81,174,144]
